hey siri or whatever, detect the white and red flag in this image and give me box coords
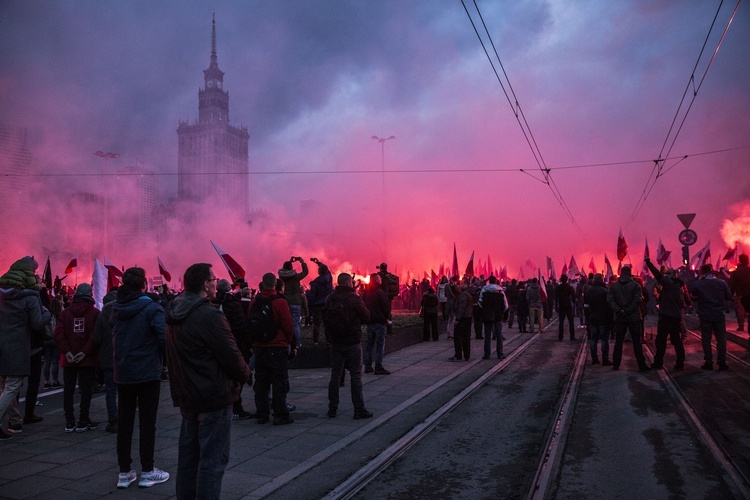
[690,240,711,269]
[561,261,568,277]
[588,257,597,275]
[656,238,671,266]
[104,257,124,291]
[723,245,737,262]
[500,266,508,281]
[157,257,172,282]
[210,241,246,281]
[41,257,52,290]
[546,257,556,280]
[464,251,475,278]
[538,269,548,302]
[65,258,78,274]
[568,256,579,276]
[617,228,628,261]
[604,254,614,281]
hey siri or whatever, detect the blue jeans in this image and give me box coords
[103,369,118,423]
[289,304,302,349]
[483,321,503,358]
[699,318,727,364]
[364,323,386,370]
[176,405,232,500]
[328,345,365,412]
[588,324,610,362]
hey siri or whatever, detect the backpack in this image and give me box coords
[383,272,400,300]
[248,295,281,344]
[323,299,350,340]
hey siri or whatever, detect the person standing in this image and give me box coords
[324,273,372,419]
[583,274,612,365]
[607,266,650,372]
[505,279,518,329]
[363,274,392,374]
[420,286,439,342]
[691,264,732,370]
[644,259,686,370]
[93,289,119,433]
[450,278,473,362]
[307,258,333,345]
[556,275,576,341]
[165,263,251,499]
[54,283,101,432]
[278,257,308,351]
[251,273,294,425]
[111,267,170,489]
[0,256,51,440]
[479,276,507,359]
[730,253,750,333]
[526,278,545,333]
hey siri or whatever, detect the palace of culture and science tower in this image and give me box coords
[177,14,250,213]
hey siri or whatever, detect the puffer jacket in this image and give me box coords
[165,291,250,411]
[111,285,166,384]
[0,288,51,376]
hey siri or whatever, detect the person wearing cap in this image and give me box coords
[644,258,686,370]
[0,256,52,441]
[690,264,732,370]
[607,265,650,372]
[54,282,101,432]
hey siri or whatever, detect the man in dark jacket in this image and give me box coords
[556,275,577,341]
[54,282,100,432]
[691,264,732,370]
[111,267,169,489]
[363,274,392,374]
[450,278,474,361]
[729,253,750,333]
[0,256,51,441]
[324,273,372,419]
[93,289,118,433]
[165,263,251,499]
[607,266,650,372]
[251,273,294,425]
[645,258,686,370]
[583,274,611,365]
[307,258,333,344]
[479,276,507,359]
[278,257,309,350]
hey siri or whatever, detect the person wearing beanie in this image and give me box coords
[307,258,333,345]
[607,265,650,372]
[0,256,52,440]
[54,282,101,433]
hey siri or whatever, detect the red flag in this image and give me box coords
[430,269,438,287]
[465,251,475,277]
[210,241,246,281]
[65,258,77,274]
[588,257,597,275]
[451,243,459,278]
[104,257,124,291]
[568,256,579,276]
[617,228,628,261]
[561,261,568,277]
[157,257,172,282]
[604,253,614,281]
[723,245,737,262]
[538,270,547,302]
[500,266,508,281]
[644,237,651,261]
[487,254,494,277]
[42,257,52,290]
[689,240,711,269]
[438,262,445,278]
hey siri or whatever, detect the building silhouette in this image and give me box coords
[177,13,249,213]
[0,125,32,237]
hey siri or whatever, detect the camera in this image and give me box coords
[311,257,319,263]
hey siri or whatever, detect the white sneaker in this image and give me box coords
[117,470,137,489]
[138,467,170,488]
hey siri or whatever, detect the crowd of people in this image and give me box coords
[1,252,749,498]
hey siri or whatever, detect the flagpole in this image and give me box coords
[76,253,79,286]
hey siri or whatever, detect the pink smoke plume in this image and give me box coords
[720,201,750,252]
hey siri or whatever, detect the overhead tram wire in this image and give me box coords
[629,0,741,224]
[461,0,583,234]
[5,145,747,179]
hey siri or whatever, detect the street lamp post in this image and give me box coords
[371,135,395,260]
[93,151,120,258]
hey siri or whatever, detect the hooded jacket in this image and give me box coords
[278,262,309,305]
[93,290,117,370]
[526,282,544,308]
[0,288,51,376]
[165,291,250,411]
[111,285,166,384]
[308,270,333,307]
[479,284,508,323]
[54,296,100,368]
[583,282,610,326]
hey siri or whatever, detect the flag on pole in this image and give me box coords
[604,253,614,281]
[65,258,78,274]
[525,259,538,274]
[723,245,737,262]
[104,257,124,291]
[500,266,508,281]
[465,250,475,277]
[546,257,556,280]
[568,256,579,276]
[210,241,246,281]
[690,240,711,269]
[656,238,671,266]
[617,228,628,261]
[451,243,459,277]
[588,257,597,275]
[487,255,494,277]
[92,259,108,309]
[157,257,172,282]
[430,269,438,287]
[561,261,568,277]
[438,262,445,278]
[538,269,547,302]
[41,257,52,290]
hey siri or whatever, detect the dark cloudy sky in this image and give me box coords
[1,1,749,284]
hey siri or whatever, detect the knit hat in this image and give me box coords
[75,283,93,297]
[217,279,232,293]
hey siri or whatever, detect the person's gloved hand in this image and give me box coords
[66,352,75,363]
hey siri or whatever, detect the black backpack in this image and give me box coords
[382,272,400,300]
[248,295,282,344]
[323,299,350,340]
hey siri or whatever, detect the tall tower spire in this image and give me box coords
[211,11,217,67]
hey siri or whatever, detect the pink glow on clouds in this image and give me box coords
[0,1,748,287]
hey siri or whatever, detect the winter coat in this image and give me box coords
[607,276,642,324]
[364,287,391,324]
[420,291,439,317]
[278,262,309,305]
[526,283,544,308]
[479,284,507,323]
[583,283,610,326]
[690,276,732,322]
[455,288,475,320]
[645,260,684,319]
[111,285,167,384]
[54,297,100,368]
[730,263,750,299]
[93,291,117,370]
[556,283,576,312]
[0,288,51,376]
[308,271,333,307]
[165,291,250,411]
[213,291,251,358]
[324,285,369,347]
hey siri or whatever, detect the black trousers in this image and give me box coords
[117,380,161,473]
